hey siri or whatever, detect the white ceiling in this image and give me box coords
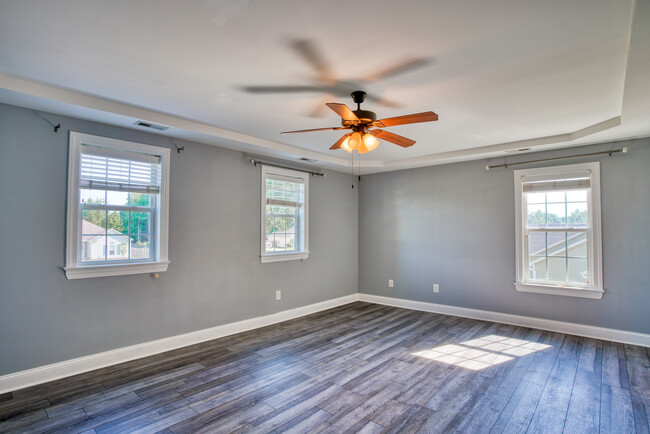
[0,0,648,174]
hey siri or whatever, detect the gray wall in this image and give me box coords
[359,139,650,334]
[0,103,358,376]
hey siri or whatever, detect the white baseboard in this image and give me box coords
[358,293,650,347]
[3,292,647,394]
[0,294,359,394]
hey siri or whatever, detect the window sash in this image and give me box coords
[261,165,309,260]
[66,132,170,278]
[521,182,593,288]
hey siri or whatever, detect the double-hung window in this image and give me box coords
[65,132,170,279]
[514,162,603,298]
[260,165,309,263]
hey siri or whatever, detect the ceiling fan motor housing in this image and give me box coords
[352,110,377,123]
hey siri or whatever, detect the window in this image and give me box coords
[65,132,170,279]
[260,165,309,262]
[514,162,603,298]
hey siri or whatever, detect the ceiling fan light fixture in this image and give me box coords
[340,137,353,153]
[348,131,362,150]
[363,132,379,152]
[357,140,370,154]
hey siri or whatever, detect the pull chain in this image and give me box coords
[358,152,361,188]
[351,151,355,188]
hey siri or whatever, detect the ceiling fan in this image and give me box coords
[242,39,430,116]
[281,91,438,154]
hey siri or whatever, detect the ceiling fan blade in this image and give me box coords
[326,103,359,122]
[241,85,323,94]
[364,94,401,108]
[362,57,430,83]
[281,127,344,135]
[307,96,333,118]
[291,39,335,83]
[374,111,439,128]
[371,129,416,148]
[330,133,352,150]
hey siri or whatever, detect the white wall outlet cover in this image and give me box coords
[275,290,281,300]
[389,280,394,288]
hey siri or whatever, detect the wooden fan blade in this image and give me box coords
[362,57,430,83]
[291,39,335,83]
[326,103,360,122]
[281,127,344,135]
[374,111,438,128]
[330,133,352,150]
[371,129,416,148]
[242,85,323,94]
[364,94,401,108]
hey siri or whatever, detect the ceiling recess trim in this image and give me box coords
[0,72,349,167]
[0,72,624,173]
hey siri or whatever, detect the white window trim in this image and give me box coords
[514,162,603,299]
[260,165,309,263]
[64,132,170,279]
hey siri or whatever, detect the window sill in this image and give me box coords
[260,252,309,263]
[64,261,170,279]
[515,282,603,299]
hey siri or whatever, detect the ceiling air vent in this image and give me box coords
[134,120,169,131]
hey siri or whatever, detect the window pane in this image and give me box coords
[568,258,588,284]
[546,203,566,227]
[273,216,286,234]
[107,210,128,234]
[107,235,129,261]
[547,232,567,257]
[265,215,273,236]
[286,233,295,250]
[106,191,129,206]
[130,235,151,259]
[567,203,588,227]
[566,190,587,202]
[130,212,151,235]
[528,232,547,257]
[81,235,106,261]
[285,216,296,232]
[82,210,106,234]
[567,232,587,258]
[527,204,546,228]
[528,256,546,280]
[129,192,151,207]
[80,189,105,204]
[547,257,567,282]
[526,193,545,204]
[546,191,565,203]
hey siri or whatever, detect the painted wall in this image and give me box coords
[0,103,358,376]
[359,139,650,334]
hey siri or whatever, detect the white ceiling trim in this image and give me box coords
[0,72,349,167]
[0,72,624,174]
[360,116,622,172]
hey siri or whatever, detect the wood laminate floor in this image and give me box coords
[1,302,648,433]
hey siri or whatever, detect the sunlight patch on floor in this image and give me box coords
[412,334,552,371]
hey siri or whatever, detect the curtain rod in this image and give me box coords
[485,147,628,170]
[249,159,325,177]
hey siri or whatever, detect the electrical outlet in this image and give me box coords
[389,279,394,288]
[433,284,439,293]
[275,290,281,300]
